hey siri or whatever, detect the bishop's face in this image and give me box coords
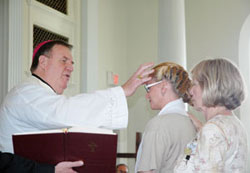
[43,45,74,94]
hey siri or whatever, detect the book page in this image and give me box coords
[13,127,115,135]
[13,129,64,135]
[69,126,115,135]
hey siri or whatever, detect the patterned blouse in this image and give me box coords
[174,114,248,173]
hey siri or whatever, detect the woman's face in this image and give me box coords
[190,79,203,111]
[145,80,163,110]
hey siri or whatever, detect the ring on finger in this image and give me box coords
[137,75,142,79]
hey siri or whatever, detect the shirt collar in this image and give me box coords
[31,74,56,93]
[158,98,188,117]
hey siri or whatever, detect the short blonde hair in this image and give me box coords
[191,58,245,110]
[151,62,192,104]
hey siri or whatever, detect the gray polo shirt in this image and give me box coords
[135,99,196,173]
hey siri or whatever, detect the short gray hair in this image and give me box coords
[191,58,245,110]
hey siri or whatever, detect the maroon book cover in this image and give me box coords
[12,127,117,173]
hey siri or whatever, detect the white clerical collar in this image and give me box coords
[158,98,188,117]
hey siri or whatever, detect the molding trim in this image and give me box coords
[81,0,99,93]
[8,0,23,90]
[239,14,250,119]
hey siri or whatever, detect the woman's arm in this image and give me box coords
[188,113,203,131]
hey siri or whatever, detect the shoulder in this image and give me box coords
[201,115,247,143]
[144,113,195,133]
[2,79,57,106]
[201,122,222,134]
[202,115,231,135]
[7,77,42,94]
[199,121,227,144]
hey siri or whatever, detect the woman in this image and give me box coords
[135,62,196,173]
[174,58,248,172]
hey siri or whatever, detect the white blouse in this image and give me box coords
[174,114,248,173]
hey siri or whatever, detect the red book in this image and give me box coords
[12,127,118,173]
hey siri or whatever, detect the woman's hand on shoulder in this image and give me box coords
[188,113,203,132]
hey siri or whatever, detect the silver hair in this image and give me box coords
[191,58,246,110]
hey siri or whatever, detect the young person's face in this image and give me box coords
[145,80,163,110]
[44,45,74,94]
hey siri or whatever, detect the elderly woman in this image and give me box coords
[174,58,248,172]
[135,62,196,173]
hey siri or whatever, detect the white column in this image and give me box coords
[81,0,99,93]
[158,0,186,67]
[0,0,9,103]
[239,14,250,172]
[8,0,23,91]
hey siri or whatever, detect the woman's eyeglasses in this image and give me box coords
[144,80,163,93]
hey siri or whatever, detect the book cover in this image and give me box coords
[12,127,117,173]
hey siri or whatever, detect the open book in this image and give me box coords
[13,126,118,173]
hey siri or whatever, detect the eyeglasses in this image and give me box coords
[144,80,163,93]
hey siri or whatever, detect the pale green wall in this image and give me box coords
[126,1,159,171]
[98,1,130,167]
[97,0,159,171]
[98,0,128,90]
[185,0,250,68]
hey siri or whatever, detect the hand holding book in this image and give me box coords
[13,126,117,173]
[55,160,84,173]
